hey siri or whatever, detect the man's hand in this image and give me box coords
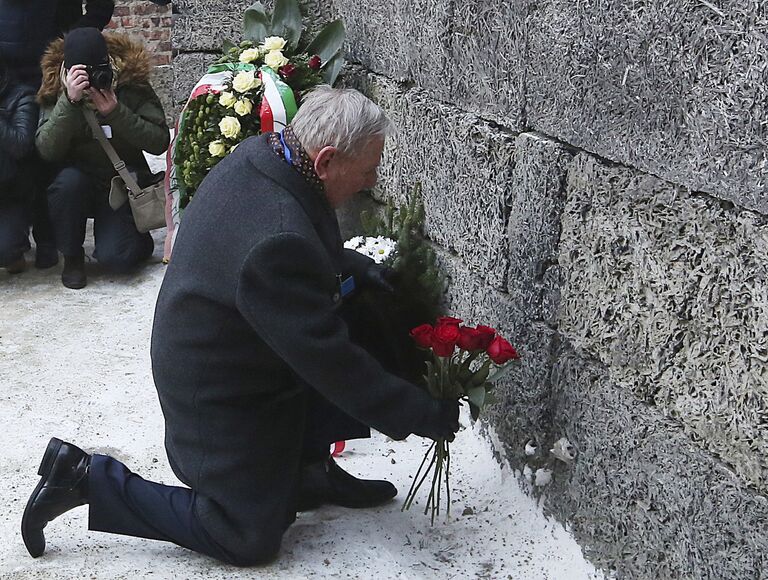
[88,87,118,116]
[362,263,395,293]
[65,65,90,103]
[414,399,460,442]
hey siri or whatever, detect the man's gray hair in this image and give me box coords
[291,86,394,157]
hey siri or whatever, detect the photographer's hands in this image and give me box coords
[65,65,117,115]
[88,86,118,116]
[65,65,90,103]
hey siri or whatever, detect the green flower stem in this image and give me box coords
[402,440,438,511]
[445,440,451,518]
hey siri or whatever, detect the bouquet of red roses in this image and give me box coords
[404,317,520,523]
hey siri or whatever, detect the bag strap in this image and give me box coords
[82,108,143,197]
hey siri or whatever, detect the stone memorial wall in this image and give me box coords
[171,1,768,578]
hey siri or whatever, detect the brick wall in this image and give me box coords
[108,1,173,67]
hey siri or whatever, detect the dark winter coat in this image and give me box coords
[0,0,114,88]
[150,134,444,563]
[35,33,169,185]
[0,79,37,201]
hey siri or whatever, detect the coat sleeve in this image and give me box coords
[79,0,115,29]
[235,231,441,441]
[0,90,38,160]
[103,86,170,155]
[35,94,84,162]
[342,247,374,279]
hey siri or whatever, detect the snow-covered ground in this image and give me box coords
[0,229,602,580]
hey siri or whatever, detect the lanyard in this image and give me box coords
[279,129,293,164]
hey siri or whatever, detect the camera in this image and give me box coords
[85,64,113,90]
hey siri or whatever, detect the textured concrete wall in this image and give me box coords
[176,1,768,577]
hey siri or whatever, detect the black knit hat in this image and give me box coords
[64,28,109,68]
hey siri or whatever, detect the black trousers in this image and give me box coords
[0,201,30,266]
[47,167,153,270]
[88,384,370,565]
[86,299,401,565]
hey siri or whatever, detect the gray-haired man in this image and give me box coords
[21,87,459,566]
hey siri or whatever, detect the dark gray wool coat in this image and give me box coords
[151,133,442,560]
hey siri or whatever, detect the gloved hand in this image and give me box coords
[361,263,395,293]
[414,399,460,442]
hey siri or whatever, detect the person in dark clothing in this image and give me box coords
[35,28,169,288]
[0,59,38,273]
[21,87,459,566]
[0,0,114,268]
[0,0,114,89]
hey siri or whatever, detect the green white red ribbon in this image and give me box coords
[259,65,298,133]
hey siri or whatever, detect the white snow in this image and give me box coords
[0,231,602,579]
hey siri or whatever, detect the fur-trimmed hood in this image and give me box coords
[37,33,153,107]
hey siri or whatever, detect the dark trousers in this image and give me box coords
[47,167,153,270]
[0,201,30,266]
[88,389,367,566]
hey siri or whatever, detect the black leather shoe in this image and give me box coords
[35,245,59,269]
[21,437,91,558]
[298,457,397,511]
[61,251,86,289]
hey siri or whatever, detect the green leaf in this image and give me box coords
[467,386,486,410]
[321,50,345,85]
[306,20,346,64]
[487,359,519,384]
[469,402,480,422]
[243,2,269,44]
[271,0,303,50]
[221,39,237,54]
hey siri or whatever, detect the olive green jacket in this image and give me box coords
[36,33,169,183]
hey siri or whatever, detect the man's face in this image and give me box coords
[318,136,385,208]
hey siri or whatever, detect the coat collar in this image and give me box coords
[247,134,343,263]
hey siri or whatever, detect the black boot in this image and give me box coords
[34,244,59,269]
[5,255,26,274]
[61,250,86,289]
[298,457,397,511]
[21,437,91,558]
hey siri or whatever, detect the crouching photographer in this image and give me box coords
[36,27,169,289]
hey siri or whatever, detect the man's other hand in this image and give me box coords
[362,263,395,293]
[88,88,118,116]
[65,65,90,103]
[415,399,460,442]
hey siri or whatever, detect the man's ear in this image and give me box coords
[313,145,337,180]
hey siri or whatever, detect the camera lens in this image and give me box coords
[87,65,113,90]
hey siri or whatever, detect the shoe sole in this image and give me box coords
[21,437,63,558]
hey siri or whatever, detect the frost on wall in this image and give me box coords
[346,69,514,290]
[558,153,768,491]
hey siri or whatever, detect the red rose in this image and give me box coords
[457,327,483,351]
[436,316,463,327]
[486,335,520,364]
[278,64,297,78]
[410,324,433,348]
[432,322,460,357]
[308,55,322,70]
[475,325,496,350]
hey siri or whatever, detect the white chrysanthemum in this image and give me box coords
[344,236,396,264]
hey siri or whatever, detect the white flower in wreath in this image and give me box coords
[262,36,286,51]
[219,116,241,139]
[264,50,289,71]
[232,70,261,93]
[234,99,253,117]
[239,47,262,64]
[218,91,236,108]
[208,140,227,157]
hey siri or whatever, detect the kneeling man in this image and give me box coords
[21,87,458,566]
